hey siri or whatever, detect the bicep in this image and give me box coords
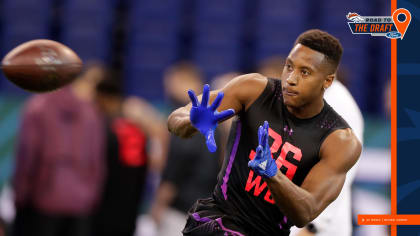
[300,129,361,214]
[185,73,267,117]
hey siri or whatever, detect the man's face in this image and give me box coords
[95,93,121,116]
[83,66,105,86]
[280,44,331,108]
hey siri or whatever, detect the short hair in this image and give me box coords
[96,71,122,96]
[294,29,343,72]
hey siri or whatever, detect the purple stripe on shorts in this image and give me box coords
[221,121,242,200]
[192,213,212,223]
[216,218,245,236]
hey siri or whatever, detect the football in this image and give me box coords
[1,39,83,92]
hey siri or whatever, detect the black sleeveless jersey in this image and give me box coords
[212,78,350,235]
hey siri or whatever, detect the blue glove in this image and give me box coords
[188,84,235,152]
[248,121,278,178]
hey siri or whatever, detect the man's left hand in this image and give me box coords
[248,121,278,178]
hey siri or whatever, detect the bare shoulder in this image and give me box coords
[320,128,362,171]
[222,73,268,110]
[225,73,267,89]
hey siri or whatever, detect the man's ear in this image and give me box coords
[323,74,335,90]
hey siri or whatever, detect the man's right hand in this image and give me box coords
[188,84,235,152]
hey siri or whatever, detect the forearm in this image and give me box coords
[266,173,318,227]
[149,182,177,224]
[167,106,198,138]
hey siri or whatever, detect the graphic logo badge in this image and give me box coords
[347,8,411,39]
[258,160,267,170]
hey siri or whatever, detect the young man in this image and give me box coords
[168,29,362,235]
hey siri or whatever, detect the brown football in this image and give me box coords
[1,39,83,92]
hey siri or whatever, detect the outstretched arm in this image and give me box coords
[249,122,361,227]
[268,129,361,227]
[167,73,267,138]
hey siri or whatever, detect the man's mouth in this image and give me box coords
[283,89,298,96]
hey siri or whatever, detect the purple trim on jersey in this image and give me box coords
[221,121,242,200]
[192,213,211,223]
[216,218,245,236]
[278,216,288,229]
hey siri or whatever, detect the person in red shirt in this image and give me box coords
[93,76,149,236]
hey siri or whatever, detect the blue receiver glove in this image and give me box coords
[248,121,278,178]
[188,84,235,153]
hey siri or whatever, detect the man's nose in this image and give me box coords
[286,72,298,85]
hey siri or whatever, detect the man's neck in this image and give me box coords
[286,98,324,119]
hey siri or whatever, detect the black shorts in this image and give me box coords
[182,198,246,236]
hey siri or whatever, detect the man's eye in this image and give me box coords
[302,70,310,76]
[286,64,293,71]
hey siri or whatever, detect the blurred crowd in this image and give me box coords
[0,61,236,236]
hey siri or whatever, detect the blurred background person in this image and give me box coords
[12,64,107,236]
[138,62,220,236]
[93,76,149,236]
[123,96,170,226]
[122,97,169,175]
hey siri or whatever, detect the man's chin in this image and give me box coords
[284,98,304,111]
[283,97,296,107]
